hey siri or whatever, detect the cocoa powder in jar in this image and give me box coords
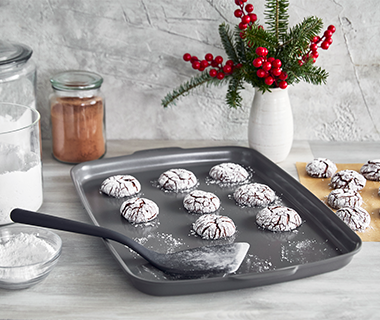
[51,96,105,163]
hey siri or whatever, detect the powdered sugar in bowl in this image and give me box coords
[0,224,62,289]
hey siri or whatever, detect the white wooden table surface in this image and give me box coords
[1,140,379,320]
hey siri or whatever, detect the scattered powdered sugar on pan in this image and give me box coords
[280,239,336,264]
[131,232,186,256]
[240,254,275,273]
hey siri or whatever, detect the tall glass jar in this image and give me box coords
[49,70,106,164]
[0,41,36,109]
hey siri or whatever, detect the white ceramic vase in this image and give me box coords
[248,87,293,163]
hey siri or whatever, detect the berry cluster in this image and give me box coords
[252,47,288,89]
[183,53,241,80]
[234,0,257,32]
[299,25,336,66]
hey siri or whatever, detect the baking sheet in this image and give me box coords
[296,162,380,241]
[71,147,361,296]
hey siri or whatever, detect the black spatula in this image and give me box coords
[11,208,249,276]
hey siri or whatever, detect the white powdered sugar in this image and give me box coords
[0,232,55,267]
[0,153,43,225]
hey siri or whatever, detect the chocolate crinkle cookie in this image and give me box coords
[327,189,363,209]
[360,160,380,181]
[330,170,366,191]
[256,206,302,232]
[233,183,276,207]
[335,207,371,232]
[120,197,159,224]
[306,158,337,178]
[158,168,197,192]
[193,214,236,240]
[183,190,220,214]
[209,162,249,184]
[100,175,141,198]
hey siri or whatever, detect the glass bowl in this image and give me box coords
[0,224,62,289]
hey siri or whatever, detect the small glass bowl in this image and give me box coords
[0,224,62,290]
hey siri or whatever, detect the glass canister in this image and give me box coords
[0,103,43,225]
[0,41,36,109]
[49,70,106,163]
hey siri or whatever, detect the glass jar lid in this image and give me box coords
[0,41,33,66]
[50,70,103,91]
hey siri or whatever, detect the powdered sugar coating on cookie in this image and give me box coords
[233,183,276,207]
[183,190,220,214]
[209,162,249,184]
[335,207,370,232]
[256,206,302,232]
[306,158,337,178]
[100,175,141,198]
[330,170,366,191]
[120,197,159,224]
[193,214,236,240]
[327,189,363,209]
[360,160,380,181]
[158,168,197,192]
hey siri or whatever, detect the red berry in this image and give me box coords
[241,15,250,24]
[239,22,248,30]
[310,43,318,52]
[211,60,219,67]
[262,47,268,56]
[264,76,274,86]
[272,59,282,68]
[325,37,333,44]
[192,61,200,69]
[328,25,336,33]
[214,56,223,64]
[312,36,320,43]
[279,72,288,80]
[209,69,217,77]
[190,56,198,63]
[262,61,272,71]
[258,25,264,30]
[200,60,209,68]
[257,69,266,78]
[199,66,205,72]
[248,13,257,22]
[234,9,243,18]
[235,0,242,5]
[236,63,243,68]
[279,81,288,89]
[255,47,265,56]
[205,53,213,61]
[321,41,330,50]
[223,65,232,73]
[239,32,246,39]
[272,68,282,76]
[252,58,262,68]
[324,30,333,38]
[216,72,225,80]
[245,4,254,12]
[312,51,319,58]
[267,57,275,63]
[183,53,192,61]
[298,60,304,66]
[226,60,234,66]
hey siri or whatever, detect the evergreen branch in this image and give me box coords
[161,73,213,108]
[226,75,245,109]
[219,23,239,62]
[264,0,289,42]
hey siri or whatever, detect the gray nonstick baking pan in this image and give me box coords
[70,146,361,296]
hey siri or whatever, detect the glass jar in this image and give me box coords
[0,41,36,109]
[0,103,43,225]
[49,70,106,164]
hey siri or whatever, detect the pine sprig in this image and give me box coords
[161,73,212,108]
[226,75,245,108]
[264,0,289,42]
[219,23,239,62]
